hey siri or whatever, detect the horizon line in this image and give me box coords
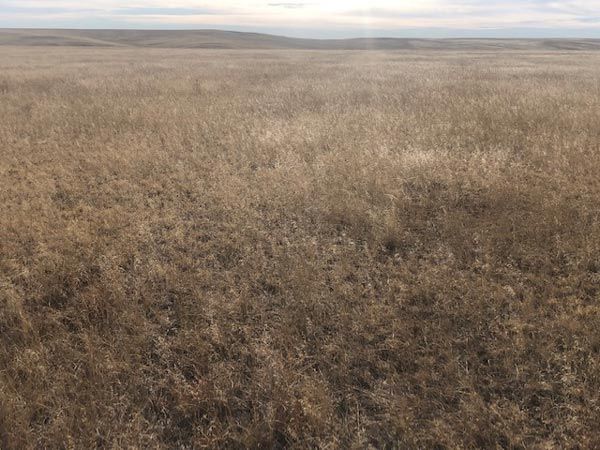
[3,27,600,41]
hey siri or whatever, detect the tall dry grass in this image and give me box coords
[1,46,599,448]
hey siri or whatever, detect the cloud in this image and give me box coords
[113,7,224,16]
[0,5,98,14]
[268,3,308,8]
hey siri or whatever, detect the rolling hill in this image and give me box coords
[1,28,600,50]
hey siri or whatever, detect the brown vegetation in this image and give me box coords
[2,29,600,51]
[1,46,599,448]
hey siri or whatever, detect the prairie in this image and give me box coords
[3,29,600,50]
[1,46,599,448]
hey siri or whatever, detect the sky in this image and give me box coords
[1,0,600,38]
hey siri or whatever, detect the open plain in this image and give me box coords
[1,42,600,448]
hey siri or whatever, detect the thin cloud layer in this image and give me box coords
[1,0,599,36]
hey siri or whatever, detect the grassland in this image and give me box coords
[1,46,599,448]
[3,29,600,51]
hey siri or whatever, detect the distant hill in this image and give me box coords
[2,29,600,51]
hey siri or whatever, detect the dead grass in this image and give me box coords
[3,30,600,51]
[1,46,599,448]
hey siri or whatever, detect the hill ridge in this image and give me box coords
[2,28,600,50]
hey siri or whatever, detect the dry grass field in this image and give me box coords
[1,46,599,448]
[3,29,600,51]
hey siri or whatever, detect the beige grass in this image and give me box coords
[1,46,599,448]
[3,29,600,50]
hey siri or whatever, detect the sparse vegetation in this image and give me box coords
[1,46,599,448]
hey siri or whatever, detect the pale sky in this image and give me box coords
[2,0,600,38]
